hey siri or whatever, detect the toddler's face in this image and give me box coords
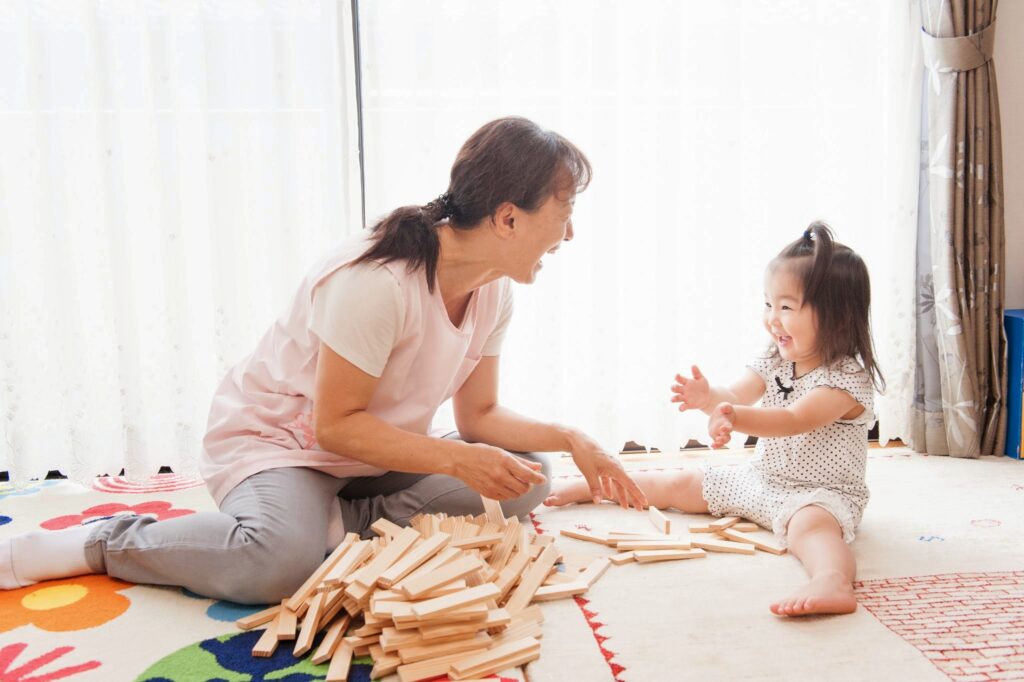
[762,266,819,372]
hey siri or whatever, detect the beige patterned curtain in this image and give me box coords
[912,0,1006,456]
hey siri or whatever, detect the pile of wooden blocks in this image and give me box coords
[235,497,610,681]
[559,508,786,565]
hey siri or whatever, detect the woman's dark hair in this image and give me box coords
[350,116,592,292]
[770,221,885,391]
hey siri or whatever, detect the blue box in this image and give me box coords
[1007,309,1024,459]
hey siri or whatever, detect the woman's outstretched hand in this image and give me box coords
[671,365,711,412]
[454,443,547,500]
[708,402,736,448]
[564,431,647,511]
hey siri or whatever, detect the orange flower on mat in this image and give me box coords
[0,575,132,633]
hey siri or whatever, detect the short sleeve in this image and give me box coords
[480,281,514,356]
[814,359,876,426]
[746,353,782,385]
[309,263,404,377]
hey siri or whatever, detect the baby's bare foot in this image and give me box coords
[543,479,594,507]
[769,570,857,617]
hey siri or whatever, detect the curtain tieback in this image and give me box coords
[921,21,996,73]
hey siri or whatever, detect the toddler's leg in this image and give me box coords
[770,505,857,617]
[545,468,709,514]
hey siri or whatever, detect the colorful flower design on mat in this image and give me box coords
[0,643,100,681]
[0,575,132,633]
[134,630,373,681]
[0,480,60,501]
[40,501,194,530]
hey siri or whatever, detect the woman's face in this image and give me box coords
[509,190,575,284]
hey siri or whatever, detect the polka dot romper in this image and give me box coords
[701,354,874,547]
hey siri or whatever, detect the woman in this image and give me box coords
[1,117,646,603]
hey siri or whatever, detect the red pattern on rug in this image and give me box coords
[855,571,1024,682]
[91,474,204,494]
[529,513,626,682]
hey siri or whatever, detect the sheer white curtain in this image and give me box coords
[0,0,361,485]
[359,0,922,452]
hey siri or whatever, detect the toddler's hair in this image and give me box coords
[770,221,884,390]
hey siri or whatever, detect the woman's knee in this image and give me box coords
[220,536,325,604]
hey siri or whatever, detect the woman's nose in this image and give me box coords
[564,220,574,242]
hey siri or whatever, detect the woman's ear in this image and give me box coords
[491,202,517,240]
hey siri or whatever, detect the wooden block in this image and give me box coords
[251,614,282,657]
[690,537,757,555]
[378,532,451,588]
[649,506,672,534]
[634,548,707,563]
[276,600,298,640]
[719,527,787,555]
[396,651,472,682]
[381,626,426,652]
[733,521,760,532]
[323,539,374,589]
[448,636,541,680]
[419,608,511,640]
[481,496,507,527]
[558,528,613,546]
[353,527,421,588]
[399,555,485,599]
[709,515,740,531]
[494,550,531,601]
[235,603,281,630]
[615,540,692,551]
[487,613,544,645]
[531,533,556,546]
[293,591,325,656]
[371,517,406,540]
[371,652,403,679]
[411,583,501,620]
[531,580,589,601]
[325,641,354,682]
[311,614,349,664]
[607,530,650,537]
[609,532,684,542]
[688,523,717,533]
[609,551,636,565]
[342,633,381,649]
[286,533,358,610]
[398,631,492,664]
[487,519,521,575]
[395,547,461,591]
[579,557,612,587]
[393,603,489,627]
[503,544,560,614]
[451,532,504,549]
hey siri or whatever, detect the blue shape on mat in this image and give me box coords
[180,588,271,623]
[0,516,11,526]
[0,480,60,500]
[918,535,945,542]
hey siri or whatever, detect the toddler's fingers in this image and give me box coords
[691,365,704,380]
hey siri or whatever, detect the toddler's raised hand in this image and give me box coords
[708,402,735,449]
[671,365,711,412]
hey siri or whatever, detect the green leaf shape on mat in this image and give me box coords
[132,629,373,681]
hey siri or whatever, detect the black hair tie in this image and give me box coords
[428,192,456,220]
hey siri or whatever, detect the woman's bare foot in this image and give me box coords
[543,478,595,507]
[769,569,857,617]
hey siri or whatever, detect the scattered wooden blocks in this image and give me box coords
[558,528,613,546]
[719,527,787,555]
[609,551,636,565]
[634,548,706,563]
[690,537,757,555]
[649,506,672,534]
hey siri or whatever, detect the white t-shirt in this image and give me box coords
[200,234,514,505]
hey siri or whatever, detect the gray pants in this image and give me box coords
[84,448,550,604]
